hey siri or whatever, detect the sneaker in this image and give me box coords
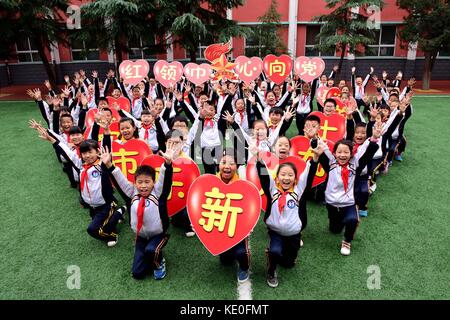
[388,161,393,167]
[300,239,304,247]
[359,210,368,217]
[267,272,278,288]
[394,154,403,162]
[154,258,166,280]
[237,268,249,283]
[185,230,195,237]
[369,183,377,194]
[340,241,351,256]
[107,238,118,247]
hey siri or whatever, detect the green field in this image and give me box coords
[1,97,449,300]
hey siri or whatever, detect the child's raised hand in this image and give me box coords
[351,66,356,74]
[64,75,70,84]
[92,70,98,78]
[407,77,416,88]
[333,65,339,72]
[284,106,295,121]
[312,140,325,161]
[159,144,177,164]
[100,146,113,168]
[222,110,234,124]
[44,80,52,90]
[369,105,379,120]
[228,83,237,96]
[29,119,42,130]
[396,71,403,80]
[79,69,86,78]
[26,89,35,99]
[80,94,89,106]
[174,90,182,101]
[33,88,42,101]
[184,82,192,93]
[372,122,383,139]
[382,70,388,79]
[370,66,374,74]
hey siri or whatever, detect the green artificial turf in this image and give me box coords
[0,97,449,300]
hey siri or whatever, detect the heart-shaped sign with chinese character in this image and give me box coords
[331,97,346,115]
[141,154,200,217]
[294,56,325,83]
[309,111,346,143]
[106,96,131,113]
[119,59,150,86]
[111,139,152,183]
[183,63,211,86]
[263,54,292,85]
[153,60,183,88]
[234,56,263,85]
[85,108,121,128]
[316,86,329,107]
[187,174,261,256]
[290,136,335,187]
[325,87,341,99]
[84,121,121,142]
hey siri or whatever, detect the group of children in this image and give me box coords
[28,65,414,288]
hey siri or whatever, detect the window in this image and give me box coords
[305,26,335,57]
[366,26,396,56]
[185,40,209,60]
[128,36,157,60]
[71,39,100,61]
[15,37,41,62]
[245,27,264,57]
[438,47,450,57]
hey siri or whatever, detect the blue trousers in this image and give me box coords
[266,230,301,275]
[219,238,250,271]
[354,175,369,211]
[132,233,169,279]
[326,204,359,242]
[87,203,120,242]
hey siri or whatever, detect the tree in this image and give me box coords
[314,0,385,77]
[247,0,288,57]
[0,0,69,87]
[397,0,450,89]
[75,0,164,71]
[159,0,250,62]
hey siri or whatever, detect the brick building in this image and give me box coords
[1,0,449,86]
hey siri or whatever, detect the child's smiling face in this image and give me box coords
[135,174,154,198]
[60,117,73,132]
[81,148,99,165]
[219,155,237,183]
[274,137,290,159]
[277,166,296,191]
[253,122,268,141]
[334,143,352,165]
[120,121,135,140]
[354,127,367,145]
[70,133,84,146]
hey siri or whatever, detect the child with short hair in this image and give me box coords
[255,144,320,288]
[101,144,175,280]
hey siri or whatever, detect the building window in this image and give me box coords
[366,25,396,56]
[15,37,41,62]
[128,36,157,60]
[305,25,335,57]
[438,48,450,57]
[245,27,264,57]
[185,41,209,60]
[71,39,100,61]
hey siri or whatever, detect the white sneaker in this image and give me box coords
[107,239,118,247]
[340,241,351,256]
[300,239,304,247]
[369,183,377,194]
[185,231,195,238]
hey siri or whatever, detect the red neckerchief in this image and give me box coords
[88,93,93,103]
[353,143,361,155]
[358,84,363,95]
[301,94,308,106]
[80,160,99,194]
[238,111,245,123]
[142,123,153,140]
[64,132,71,143]
[276,185,294,214]
[136,196,146,240]
[132,97,140,107]
[339,163,350,192]
[204,118,214,128]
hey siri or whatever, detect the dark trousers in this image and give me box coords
[326,204,359,243]
[202,146,222,174]
[62,161,77,187]
[132,233,169,279]
[355,98,368,116]
[266,230,301,275]
[295,112,310,136]
[219,238,250,271]
[87,203,121,242]
[171,207,192,232]
[316,101,323,113]
[369,158,383,184]
[387,138,400,162]
[397,136,407,154]
[354,175,369,211]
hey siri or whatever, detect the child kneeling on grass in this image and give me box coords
[100,144,175,280]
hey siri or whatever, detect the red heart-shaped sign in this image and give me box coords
[153,60,183,88]
[106,96,131,113]
[187,174,261,256]
[119,59,150,86]
[183,63,211,86]
[326,87,341,99]
[309,111,346,143]
[263,54,292,85]
[315,86,329,108]
[141,154,200,217]
[111,139,152,183]
[294,56,325,83]
[85,108,121,128]
[234,56,263,85]
[84,121,121,142]
[290,136,335,187]
[331,97,346,115]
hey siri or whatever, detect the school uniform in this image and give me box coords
[109,162,173,279]
[53,139,121,243]
[257,159,317,274]
[351,71,372,114]
[319,140,379,243]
